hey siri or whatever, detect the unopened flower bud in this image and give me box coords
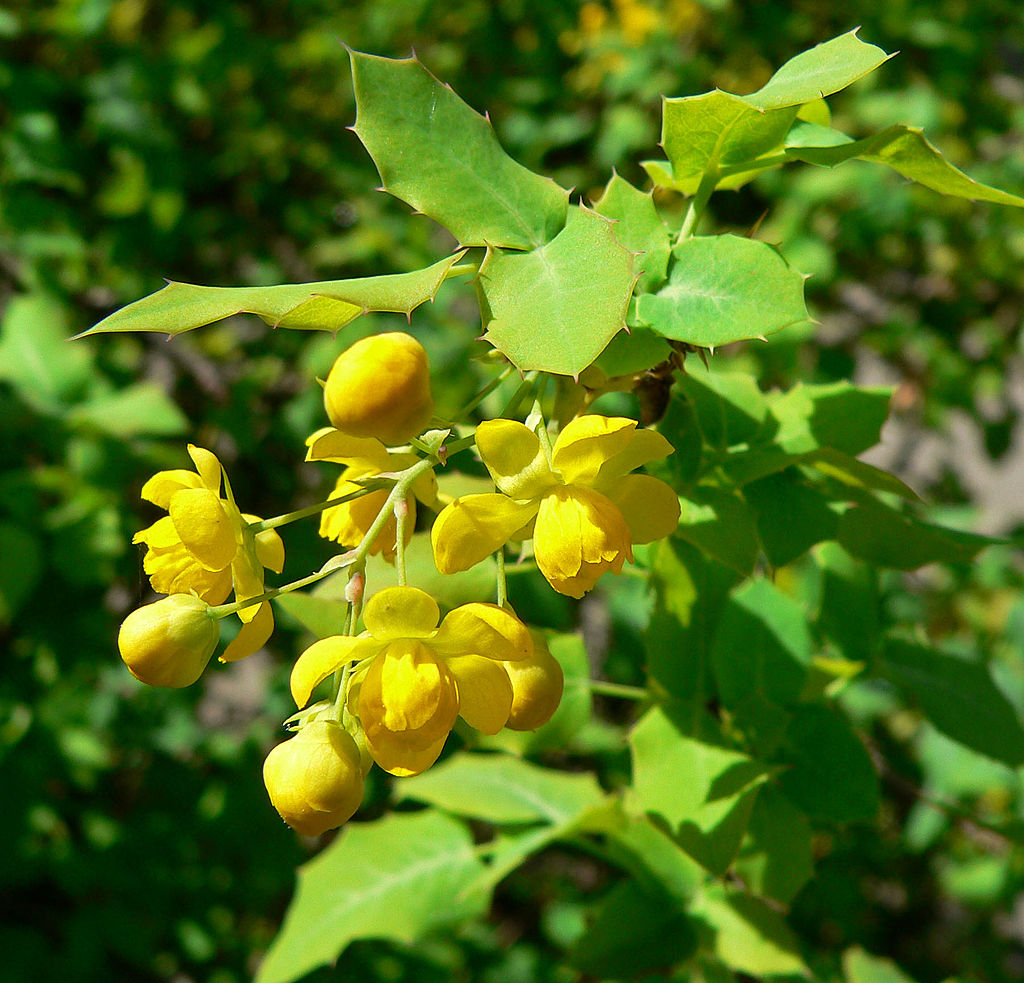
[263,719,365,836]
[323,332,434,445]
[504,630,564,731]
[117,593,220,688]
[344,570,365,605]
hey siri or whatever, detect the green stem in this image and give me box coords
[460,364,516,417]
[531,397,554,464]
[676,165,719,243]
[250,486,378,534]
[577,679,651,701]
[394,497,410,587]
[500,371,540,420]
[207,562,351,619]
[495,549,507,608]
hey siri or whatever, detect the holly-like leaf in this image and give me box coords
[75,253,467,338]
[741,30,893,110]
[593,172,670,291]
[880,639,1024,766]
[349,50,568,249]
[660,91,797,195]
[634,235,809,350]
[786,124,1024,207]
[255,812,488,983]
[478,205,637,376]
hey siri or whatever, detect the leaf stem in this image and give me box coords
[250,486,379,533]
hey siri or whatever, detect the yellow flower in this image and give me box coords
[118,593,220,688]
[132,444,285,661]
[431,415,680,598]
[263,719,365,836]
[290,586,532,777]
[504,630,565,731]
[306,427,438,561]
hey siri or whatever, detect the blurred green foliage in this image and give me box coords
[3,1,1024,981]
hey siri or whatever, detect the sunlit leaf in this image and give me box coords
[478,205,636,375]
[593,172,670,291]
[349,49,568,248]
[634,235,809,350]
[76,253,467,338]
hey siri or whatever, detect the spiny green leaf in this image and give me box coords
[349,49,568,248]
[880,638,1024,766]
[741,30,893,110]
[593,172,670,291]
[786,123,1024,207]
[634,235,809,350]
[76,252,467,338]
[660,91,797,195]
[478,205,636,376]
[255,811,487,983]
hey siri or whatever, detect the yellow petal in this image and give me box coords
[253,524,286,573]
[533,486,632,598]
[305,427,390,466]
[221,601,275,662]
[551,415,637,486]
[448,654,513,734]
[475,419,556,499]
[593,428,675,484]
[363,730,448,778]
[359,644,458,775]
[606,474,680,543]
[169,488,237,571]
[363,586,439,640]
[433,603,533,662]
[431,494,539,574]
[140,469,204,509]
[318,479,413,562]
[291,634,378,708]
[142,541,234,603]
[230,553,265,623]
[134,515,181,550]
[187,444,224,493]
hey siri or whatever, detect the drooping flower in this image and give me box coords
[263,719,365,836]
[306,427,438,561]
[118,593,220,688]
[290,586,531,776]
[431,415,680,598]
[132,444,284,661]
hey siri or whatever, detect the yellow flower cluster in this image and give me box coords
[115,330,681,839]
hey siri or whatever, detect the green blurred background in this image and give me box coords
[3,1,1024,980]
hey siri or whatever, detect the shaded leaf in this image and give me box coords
[880,638,1024,766]
[745,468,839,566]
[350,50,568,248]
[843,946,919,983]
[593,326,673,378]
[777,703,880,823]
[837,501,998,570]
[69,382,188,437]
[256,812,487,983]
[711,579,813,709]
[734,786,814,904]
[635,235,809,349]
[679,362,769,451]
[478,205,636,375]
[769,381,893,456]
[77,253,466,337]
[570,879,697,977]
[675,487,761,576]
